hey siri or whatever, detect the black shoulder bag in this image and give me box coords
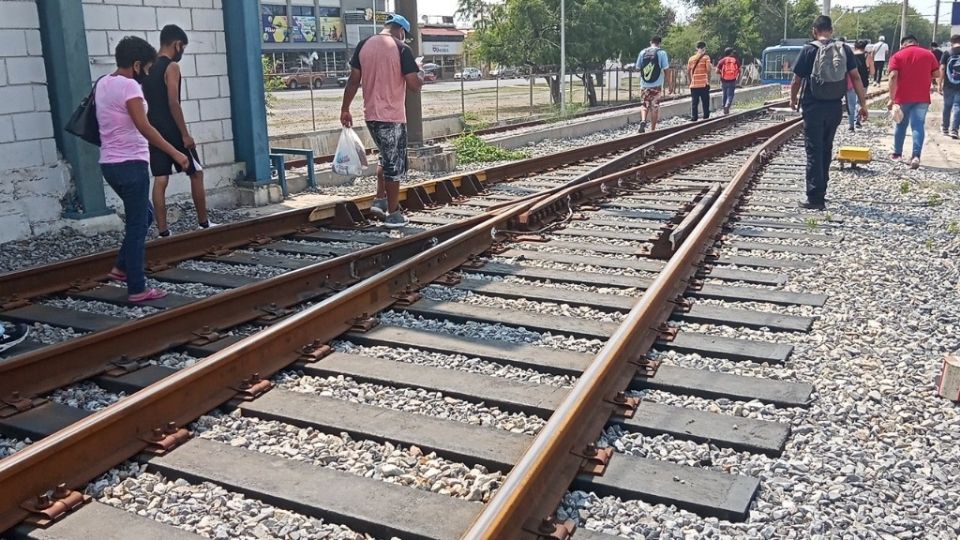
[65,77,104,147]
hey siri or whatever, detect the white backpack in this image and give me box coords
[809,40,847,100]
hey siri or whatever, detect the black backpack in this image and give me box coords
[639,47,663,83]
[946,53,960,85]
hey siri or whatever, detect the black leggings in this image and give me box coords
[691,86,710,120]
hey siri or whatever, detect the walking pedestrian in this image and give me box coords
[687,42,712,121]
[144,25,215,238]
[888,35,941,169]
[939,34,960,139]
[790,15,868,210]
[846,40,871,131]
[716,48,741,115]
[873,35,889,84]
[636,36,670,133]
[340,14,423,228]
[932,42,944,64]
[97,36,188,301]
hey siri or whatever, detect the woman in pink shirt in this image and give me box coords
[96,37,188,301]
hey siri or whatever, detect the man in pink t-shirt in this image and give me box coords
[340,13,423,228]
[888,34,942,168]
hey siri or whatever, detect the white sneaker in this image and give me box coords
[198,221,219,230]
[384,211,409,229]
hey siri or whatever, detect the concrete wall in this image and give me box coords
[268,113,465,157]
[0,1,71,243]
[82,0,244,210]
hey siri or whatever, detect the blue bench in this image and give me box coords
[270,147,316,191]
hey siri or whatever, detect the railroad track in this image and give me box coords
[0,104,870,538]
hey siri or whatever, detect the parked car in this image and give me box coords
[454,67,482,80]
[337,74,349,87]
[282,68,324,89]
[490,66,519,78]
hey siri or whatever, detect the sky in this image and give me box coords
[418,0,954,25]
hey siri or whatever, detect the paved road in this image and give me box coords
[274,77,537,100]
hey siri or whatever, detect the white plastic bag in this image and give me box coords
[332,127,367,177]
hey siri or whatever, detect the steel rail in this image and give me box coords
[0,109,757,404]
[461,119,804,540]
[0,121,696,302]
[0,116,796,535]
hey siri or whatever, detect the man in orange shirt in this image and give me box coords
[688,41,712,121]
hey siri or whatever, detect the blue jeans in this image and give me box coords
[943,86,960,133]
[892,103,930,158]
[721,81,736,110]
[101,160,152,295]
[846,89,859,128]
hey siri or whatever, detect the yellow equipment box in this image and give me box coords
[836,146,872,169]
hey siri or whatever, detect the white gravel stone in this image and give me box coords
[276,371,546,435]
[48,382,123,411]
[333,339,576,388]
[193,410,504,502]
[178,260,284,279]
[90,463,369,539]
[461,272,640,297]
[145,278,226,298]
[25,322,85,345]
[41,297,160,319]
[420,284,623,323]
[490,255,655,279]
[0,436,30,458]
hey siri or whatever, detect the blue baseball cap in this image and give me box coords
[384,13,411,33]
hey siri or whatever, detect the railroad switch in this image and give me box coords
[20,483,91,527]
[0,392,45,418]
[349,314,379,332]
[572,444,614,476]
[233,373,273,401]
[604,391,642,419]
[522,516,576,540]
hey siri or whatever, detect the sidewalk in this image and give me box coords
[879,93,960,172]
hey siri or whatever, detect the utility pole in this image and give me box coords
[933,0,941,42]
[395,0,423,146]
[900,0,908,43]
[784,0,788,40]
[560,0,566,115]
[823,0,830,16]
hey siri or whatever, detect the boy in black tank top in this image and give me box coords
[143,24,213,236]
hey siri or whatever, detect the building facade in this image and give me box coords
[259,0,386,75]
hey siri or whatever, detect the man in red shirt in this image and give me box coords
[888,35,942,169]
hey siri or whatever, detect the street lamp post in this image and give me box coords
[560,0,566,115]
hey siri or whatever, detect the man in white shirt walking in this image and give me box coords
[873,35,889,84]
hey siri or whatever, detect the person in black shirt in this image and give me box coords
[143,25,213,237]
[790,15,868,210]
[940,35,960,138]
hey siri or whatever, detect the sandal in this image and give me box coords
[107,269,127,282]
[129,288,167,302]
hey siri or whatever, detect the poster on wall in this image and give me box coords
[291,15,317,42]
[317,7,344,43]
[262,4,288,43]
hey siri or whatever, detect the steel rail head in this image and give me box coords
[460,119,804,540]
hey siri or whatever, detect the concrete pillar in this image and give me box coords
[223,1,271,184]
[395,0,423,147]
[36,0,110,219]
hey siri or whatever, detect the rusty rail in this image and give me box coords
[460,119,804,540]
[0,114,799,534]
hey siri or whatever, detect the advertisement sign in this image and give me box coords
[262,4,288,43]
[291,15,317,42]
[422,41,463,56]
[317,7,344,43]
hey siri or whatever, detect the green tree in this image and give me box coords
[475,0,671,106]
[456,0,493,29]
[261,56,284,115]
[830,3,933,46]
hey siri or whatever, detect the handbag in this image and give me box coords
[65,77,103,146]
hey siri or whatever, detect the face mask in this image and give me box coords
[172,44,184,63]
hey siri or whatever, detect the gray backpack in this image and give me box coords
[809,40,847,100]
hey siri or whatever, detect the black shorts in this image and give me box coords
[365,121,407,182]
[149,132,200,177]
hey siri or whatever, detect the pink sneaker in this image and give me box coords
[107,269,127,282]
[129,288,167,302]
